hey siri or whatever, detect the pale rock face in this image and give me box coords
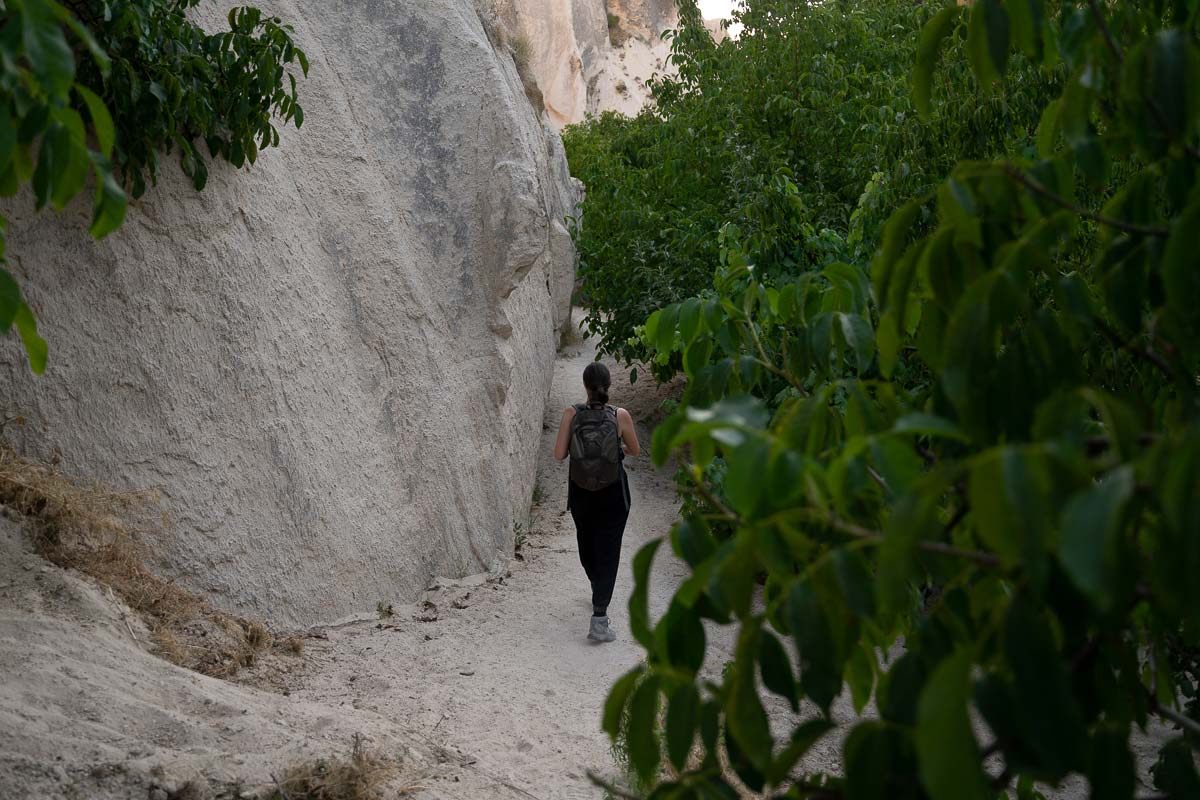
[0,0,577,627]
[488,0,681,127]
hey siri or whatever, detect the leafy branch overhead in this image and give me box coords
[0,0,308,373]
[589,1,1200,799]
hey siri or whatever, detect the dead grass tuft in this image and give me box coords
[268,735,415,800]
[607,13,631,47]
[0,446,301,683]
[507,34,545,117]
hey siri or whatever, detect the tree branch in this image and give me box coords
[586,772,642,800]
[1149,695,1200,739]
[1086,0,1123,64]
[806,509,1003,569]
[743,319,807,395]
[684,465,739,522]
[1095,319,1174,379]
[1002,164,1170,238]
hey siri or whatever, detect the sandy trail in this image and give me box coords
[292,317,706,799]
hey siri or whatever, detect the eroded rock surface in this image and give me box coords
[0,0,577,627]
[483,0,681,127]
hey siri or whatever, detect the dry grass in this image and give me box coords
[607,13,631,47]
[0,446,302,681]
[267,735,416,800]
[509,33,532,73]
[507,34,545,117]
[475,10,545,118]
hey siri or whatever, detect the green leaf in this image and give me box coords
[1152,738,1200,797]
[75,84,115,157]
[912,5,963,119]
[915,650,989,800]
[658,599,706,674]
[758,628,798,712]
[967,447,1050,570]
[0,103,15,176]
[1001,596,1087,778]
[0,269,21,331]
[1058,467,1134,612]
[629,676,662,785]
[1036,98,1061,157]
[872,199,922,314]
[61,12,110,74]
[665,683,700,772]
[683,336,713,375]
[23,0,77,96]
[629,539,662,649]
[708,535,758,619]
[671,518,717,569]
[875,311,901,379]
[979,0,1010,76]
[729,623,773,773]
[836,312,874,374]
[14,301,48,375]
[767,718,832,787]
[966,1,998,88]
[655,303,680,355]
[49,109,87,210]
[892,413,967,442]
[846,643,875,715]
[89,159,127,238]
[1088,725,1135,800]
[843,722,912,800]
[786,577,842,713]
[1006,0,1041,59]
[678,297,703,343]
[1121,29,1200,159]
[603,667,643,738]
[1163,193,1200,326]
[723,436,769,517]
[832,548,875,620]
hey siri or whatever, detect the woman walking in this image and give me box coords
[553,362,640,642]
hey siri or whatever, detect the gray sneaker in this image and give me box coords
[588,615,616,642]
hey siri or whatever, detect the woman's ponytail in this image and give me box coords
[583,362,611,405]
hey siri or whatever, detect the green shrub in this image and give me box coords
[1,0,307,373]
[603,2,1200,798]
[564,0,1057,363]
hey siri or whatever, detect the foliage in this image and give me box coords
[0,0,306,373]
[562,0,1058,363]
[602,2,1200,799]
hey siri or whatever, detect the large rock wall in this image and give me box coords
[0,0,577,627]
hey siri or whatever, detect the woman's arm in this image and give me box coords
[553,407,575,461]
[617,408,641,457]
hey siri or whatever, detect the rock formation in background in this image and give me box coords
[0,0,577,627]
[482,0,683,127]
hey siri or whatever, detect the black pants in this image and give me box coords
[569,469,631,613]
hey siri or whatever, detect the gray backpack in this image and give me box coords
[569,403,621,490]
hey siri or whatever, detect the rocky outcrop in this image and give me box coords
[483,0,681,127]
[0,0,577,627]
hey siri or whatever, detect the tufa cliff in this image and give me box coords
[0,0,577,627]
[482,0,682,127]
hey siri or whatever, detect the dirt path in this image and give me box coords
[292,317,703,799]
